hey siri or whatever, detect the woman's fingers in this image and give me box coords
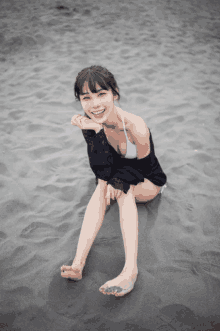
[71,115,82,127]
[117,190,123,200]
[106,185,110,205]
[77,115,83,129]
[71,115,103,131]
[106,185,123,204]
[71,115,79,125]
[117,190,122,199]
[78,116,82,129]
[110,186,116,201]
[106,185,113,205]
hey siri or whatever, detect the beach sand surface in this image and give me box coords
[0,0,220,330]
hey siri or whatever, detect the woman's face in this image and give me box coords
[80,82,118,125]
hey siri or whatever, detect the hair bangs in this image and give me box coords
[86,72,109,94]
[74,65,120,102]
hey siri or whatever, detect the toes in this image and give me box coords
[100,284,134,296]
[99,287,109,295]
[61,269,73,277]
[61,272,75,279]
[100,286,123,295]
[99,284,108,293]
[61,265,72,271]
[61,271,82,280]
[99,285,126,296]
[61,271,69,278]
[107,286,123,293]
[105,288,115,294]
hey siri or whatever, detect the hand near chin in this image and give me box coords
[71,114,103,132]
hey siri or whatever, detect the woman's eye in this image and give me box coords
[82,93,105,100]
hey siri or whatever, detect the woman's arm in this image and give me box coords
[129,117,151,160]
[71,114,103,132]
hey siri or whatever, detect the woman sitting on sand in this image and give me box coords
[61,65,167,297]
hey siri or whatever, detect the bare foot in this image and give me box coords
[99,268,138,297]
[60,262,85,281]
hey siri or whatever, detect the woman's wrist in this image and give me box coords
[95,126,103,134]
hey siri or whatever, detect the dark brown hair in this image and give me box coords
[74,65,120,103]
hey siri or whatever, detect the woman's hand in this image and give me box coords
[106,184,123,205]
[71,114,103,132]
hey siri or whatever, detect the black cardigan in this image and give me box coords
[82,128,167,194]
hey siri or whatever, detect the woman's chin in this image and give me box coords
[92,117,104,124]
[92,114,107,124]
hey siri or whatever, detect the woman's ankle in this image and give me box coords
[72,258,86,268]
[122,264,138,274]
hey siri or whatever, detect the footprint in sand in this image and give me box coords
[0,162,8,176]
[20,221,53,239]
[199,251,220,276]
[0,231,7,241]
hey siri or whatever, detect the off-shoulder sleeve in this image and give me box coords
[82,128,114,182]
[81,128,96,143]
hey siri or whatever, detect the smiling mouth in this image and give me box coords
[91,109,105,116]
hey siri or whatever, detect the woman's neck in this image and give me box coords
[103,106,123,131]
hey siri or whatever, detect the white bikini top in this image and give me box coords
[120,112,137,159]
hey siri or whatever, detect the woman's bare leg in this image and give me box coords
[61,180,107,280]
[99,187,139,296]
[134,178,161,203]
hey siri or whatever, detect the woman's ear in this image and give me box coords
[113,88,119,101]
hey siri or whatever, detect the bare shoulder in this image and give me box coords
[124,111,150,159]
[125,112,149,136]
[122,110,139,125]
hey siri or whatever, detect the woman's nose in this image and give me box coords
[91,99,101,108]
